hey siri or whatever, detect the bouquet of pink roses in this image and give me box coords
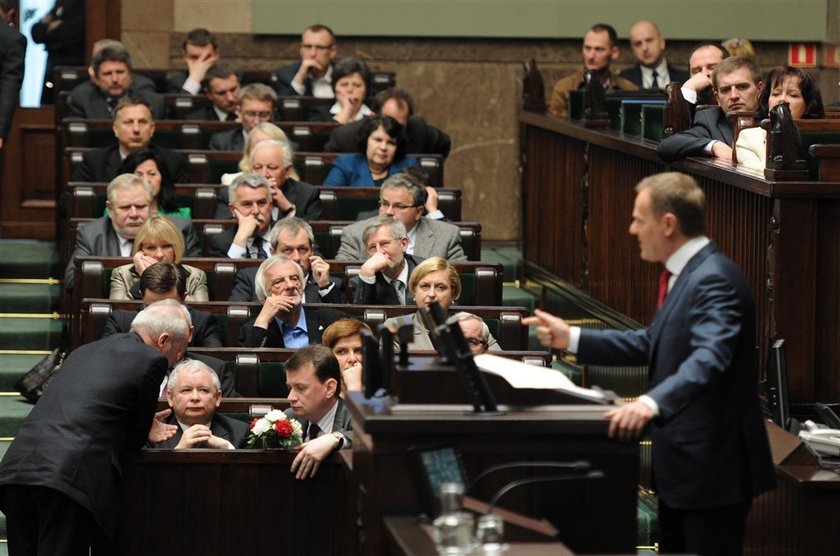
[247,409,303,449]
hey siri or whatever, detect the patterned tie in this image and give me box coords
[252,236,267,259]
[651,70,659,89]
[392,280,405,304]
[307,423,321,442]
[657,268,672,310]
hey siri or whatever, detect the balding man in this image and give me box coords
[680,42,729,106]
[64,174,199,290]
[0,299,189,554]
[619,20,688,90]
[149,359,248,449]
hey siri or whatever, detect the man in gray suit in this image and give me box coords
[149,359,248,449]
[354,217,422,305]
[284,345,352,479]
[64,174,200,290]
[337,174,466,262]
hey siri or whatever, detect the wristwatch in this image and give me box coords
[331,431,345,449]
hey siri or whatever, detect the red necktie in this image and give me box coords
[657,268,672,310]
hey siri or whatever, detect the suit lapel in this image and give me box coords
[413,219,433,257]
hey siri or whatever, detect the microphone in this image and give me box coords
[487,471,604,514]
[468,460,591,493]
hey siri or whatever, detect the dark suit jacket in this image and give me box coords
[0,22,26,141]
[64,215,200,290]
[238,306,346,348]
[67,80,166,120]
[0,333,168,539]
[209,127,246,151]
[576,242,775,509]
[325,114,452,158]
[273,61,334,97]
[228,266,347,304]
[657,107,734,163]
[165,70,189,94]
[352,254,422,305]
[185,104,226,121]
[284,397,353,448]
[71,144,189,184]
[148,412,249,449]
[103,307,224,349]
[619,63,690,88]
[186,351,239,397]
[206,226,271,259]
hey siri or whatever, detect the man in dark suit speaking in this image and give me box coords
[0,299,189,554]
[525,172,775,556]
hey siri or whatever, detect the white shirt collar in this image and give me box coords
[329,102,373,121]
[641,59,670,88]
[664,235,711,290]
[406,225,417,254]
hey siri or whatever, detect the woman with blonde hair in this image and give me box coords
[109,214,209,301]
[383,257,501,351]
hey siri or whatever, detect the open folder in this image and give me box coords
[474,353,620,405]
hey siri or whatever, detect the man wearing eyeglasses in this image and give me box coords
[337,174,466,262]
[273,24,338,98]
[207,173,275,258]
[209,83,276,151]
[354,217,423,305]
[228,217,347,304]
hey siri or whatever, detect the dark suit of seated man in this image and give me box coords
[64,174,200,291]
[184,62,240,122]
[353,217,422,305]
[324,87,451,158]
[524,172,775,556]
[238,256,345,348]
[70,98,188,184]
[283,345,352,479]
[229,217,346,303]
[101,261,236,396]
[619,20,689,90]
[68,45,165,119]
[272,24,337,98]
[658,56,763,164]
[207,82,276,150]
[148,359,248,449]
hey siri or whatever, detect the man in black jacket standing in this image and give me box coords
[0,1,26,150]
[0,300,189,554]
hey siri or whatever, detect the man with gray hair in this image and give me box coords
[247,138,322,221]
[68,44,164,119]
[207,172,275,258]
[229,217,346,303]
[0,299,189,554]
[148,359,248,449]
[238,255,345,348]
[337,173,466,262]
[453,312,502,354]
[354,217,423,305]
[64,173,199,290]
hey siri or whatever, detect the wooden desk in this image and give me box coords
[519,110,840,409]
[116,450,352,555]
[346,393,638,555]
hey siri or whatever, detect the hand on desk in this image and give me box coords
[604,400,654,442]
[290,434,342,479]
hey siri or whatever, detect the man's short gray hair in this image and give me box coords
[248,139,294,171]
[362,216,407,245]
[167,358,221,392]
[131,298,190,343]
[228,172,270,206]
[266,217,315,252]
[107,173,152,204]
[254,255,305,302]
[453,311,490,342]
[380,173,426,207]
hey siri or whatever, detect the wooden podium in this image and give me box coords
[346,392,639,555]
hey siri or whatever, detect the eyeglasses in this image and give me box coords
[300,43,334,51]
[242,110,273,120]
[379,201,419,211]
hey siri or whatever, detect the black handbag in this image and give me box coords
[14,348,67,403]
